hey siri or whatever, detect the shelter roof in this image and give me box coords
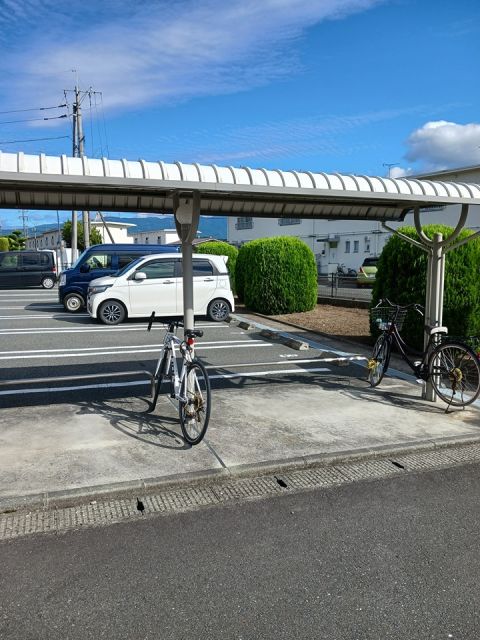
[1,151,480,221]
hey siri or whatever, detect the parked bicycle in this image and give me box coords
[367,299,480,410]
[147,313,211,445]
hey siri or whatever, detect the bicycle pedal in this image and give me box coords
[415,379,425,385]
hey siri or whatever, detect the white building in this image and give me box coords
[227,165,480,274]
[130,228,179,245]
[26,216,136,251]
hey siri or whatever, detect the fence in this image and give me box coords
[317,274,372,303]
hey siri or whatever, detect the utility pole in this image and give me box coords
[71,81,90,259]
[20,210,28,240]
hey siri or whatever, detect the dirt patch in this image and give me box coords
[270,304,372,345]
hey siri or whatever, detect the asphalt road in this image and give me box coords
[0,287,366,410]
[1,463,479,639]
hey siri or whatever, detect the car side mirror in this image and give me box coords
[134,271,147,281]
[79,263,90,273]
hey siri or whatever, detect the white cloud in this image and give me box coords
[0,0,383,117]
[404,120,480,171]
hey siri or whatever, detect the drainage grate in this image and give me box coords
[2,442,480,541]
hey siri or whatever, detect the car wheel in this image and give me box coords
[64,293,84,312]
[41,276,56,289]
[207,298,231,322]
[98,300,126,325]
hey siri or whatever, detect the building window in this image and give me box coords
[134,238,138,244]
[353,240,359,253]
[345,241,350,253]
[157,236,162,244]
[278,218,301,226]
[145,237,149,244]
[235,217,253,230]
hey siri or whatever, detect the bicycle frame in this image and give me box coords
[154,327,193,404]
[378,308,446,380]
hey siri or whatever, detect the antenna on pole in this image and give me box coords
[382,163,398,178]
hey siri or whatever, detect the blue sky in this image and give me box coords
[0,0,479,229]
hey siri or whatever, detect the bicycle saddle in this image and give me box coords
[185,329,204,338]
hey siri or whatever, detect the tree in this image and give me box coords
[372,224,480,349]
[0,237,10,251]
[62,221,102,251]
[237,236,317,315]
[8,230,26,250]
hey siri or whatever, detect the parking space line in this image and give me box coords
[0,342,274,360]
[0,324,229,335]
[0,365,332,396]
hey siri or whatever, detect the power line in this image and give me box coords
[0,135,70,145]
[0,104,66,116]
[0,114,68,126]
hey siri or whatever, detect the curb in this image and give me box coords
[2,433,480,514]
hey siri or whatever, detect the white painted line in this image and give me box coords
[0,366,331,396]
[208,367,330,380]
[0,380,147,396]
[0,342,273,360]
[0,305,62,309]
[0,324,229,335]
[0,339,266,356]
[0,314,90,319]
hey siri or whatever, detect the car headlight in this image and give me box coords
[88,284,112,295]
[59,274,66,286]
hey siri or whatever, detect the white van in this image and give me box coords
[87,253,234,325]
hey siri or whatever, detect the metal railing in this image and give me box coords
[317,273,372,301]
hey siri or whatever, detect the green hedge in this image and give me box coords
[195,241,238,293]
[0,237,9,251]
[372,224,480,349]
[237,236,317,315]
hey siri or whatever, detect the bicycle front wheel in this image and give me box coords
[179,360,211,445]
[367,334,391,387]
[429,341,480,407]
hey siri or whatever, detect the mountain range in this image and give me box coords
[1,214,228,240]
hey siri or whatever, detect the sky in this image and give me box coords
[0,0,479,230]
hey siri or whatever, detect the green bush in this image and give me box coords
[235,241,254,303]
[372,224,480,349]
[195,241,238,293]
[0,237,9,251]
[239,236,317,315]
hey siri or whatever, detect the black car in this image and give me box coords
[0,250,57,288]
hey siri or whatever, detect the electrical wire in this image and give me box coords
[0,104,67,116]
[0,114,68,125]
[0,135,70,145]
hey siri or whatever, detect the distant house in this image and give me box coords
[25,216,136,250]
[227,165,480,275]
[130,228,179,245]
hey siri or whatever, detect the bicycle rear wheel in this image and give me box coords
[367,334,391,387]
[428,341,480,407]
[179,360,211,445]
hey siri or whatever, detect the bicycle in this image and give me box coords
[367,299,480,410]
[147,312,211,445]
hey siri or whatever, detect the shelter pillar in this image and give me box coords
[424,233,445,401]
[173,192,200,334]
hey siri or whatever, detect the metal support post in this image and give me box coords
[173,192,200,336]
[424,233,445,401]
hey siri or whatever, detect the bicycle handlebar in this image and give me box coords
[374,298,424,316]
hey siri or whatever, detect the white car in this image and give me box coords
[87,253,234,325]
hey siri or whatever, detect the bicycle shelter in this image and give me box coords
[1,150,480,402]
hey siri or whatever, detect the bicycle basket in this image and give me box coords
[370,306,407,331]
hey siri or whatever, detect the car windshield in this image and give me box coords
[70,249,88,270]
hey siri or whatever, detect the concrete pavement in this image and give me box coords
[0,313,479,511]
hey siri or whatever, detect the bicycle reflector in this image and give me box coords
[187,336,195,346]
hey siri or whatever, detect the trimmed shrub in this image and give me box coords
[372,224,480,349]
[0,237,9,251]
[240,236,317,315]
[195,241,238,293]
